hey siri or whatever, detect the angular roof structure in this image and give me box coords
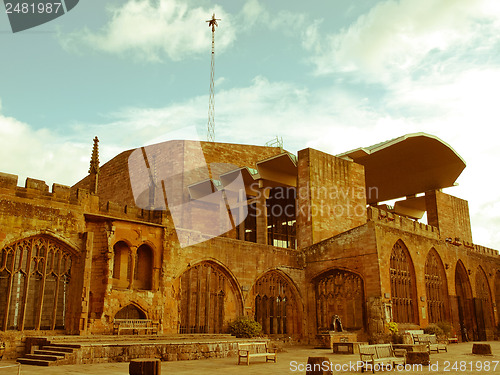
[337,133,466,204]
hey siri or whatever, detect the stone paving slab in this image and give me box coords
[0,341,498,375]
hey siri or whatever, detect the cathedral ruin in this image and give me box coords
[0,132,499,360]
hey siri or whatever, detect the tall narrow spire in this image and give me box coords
[89,136,100,194]
[206,13,220,142]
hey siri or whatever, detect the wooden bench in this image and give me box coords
[427,334,448,353]
[359,344,406,373]
[412,334,447,353]
[113,319,159,335]
[237,342,277,365]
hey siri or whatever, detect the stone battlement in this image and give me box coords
[0,172,164,226]
[367,205,499,258]
[463,241,499,257]
[0,172,76,202]
[367,205,440,239]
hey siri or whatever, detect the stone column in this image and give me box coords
[78,232,93,334]
[238,189,246,240]
[256,186,269,245]
[129,246,138,289]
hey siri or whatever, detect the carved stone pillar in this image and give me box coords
[256,187,269,245]
[129,246,138,289]
[79,232,93,334]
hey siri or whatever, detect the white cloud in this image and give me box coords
[239,0,307,35]
[306,0,500,82]
[240,0,267,30]
[0,112,89,187]
[60,0,310,62]
[61,0,236,61]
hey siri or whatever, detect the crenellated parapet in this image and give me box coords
[0,172,76,203]
[367,205,439,239]
[0,172,165,226]
[463,241,499,257]
[367,205,499,258]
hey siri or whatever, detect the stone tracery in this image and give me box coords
[424,249,449,323]
[390,240,417,323]
[315,269,364,332]
[0,236,72,331]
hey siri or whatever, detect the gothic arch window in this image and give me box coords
[475,267,494,340]
[253,271,300,335]
[112,241,131,288]
[134,244,153,290]
[115,304,146,319]
[455,260,474,341]
[315,269,364,332]
[0,236,72,331]
[390,240,417,323]
[178,262,240,334]
[424,249,449,323]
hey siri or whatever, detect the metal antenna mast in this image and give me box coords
[206,13,220,142]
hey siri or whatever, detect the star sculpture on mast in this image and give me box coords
[206,13,221,142]
[206,13,220,32]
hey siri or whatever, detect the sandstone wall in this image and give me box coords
[297,148,367,249]
[426,189,473,243]
[371,205,500,340]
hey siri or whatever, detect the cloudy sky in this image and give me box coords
[1,0,500,249]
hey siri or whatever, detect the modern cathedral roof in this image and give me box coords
[74,133,465,215]
[337,133,466,204]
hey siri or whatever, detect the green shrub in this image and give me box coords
[436,322,453,337]
[423,324,444,337]
[229,316,262,338]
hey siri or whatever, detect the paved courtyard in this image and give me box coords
[0,341,499,375]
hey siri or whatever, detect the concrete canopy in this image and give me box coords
[337,133,466,204]
[256,153,297,188]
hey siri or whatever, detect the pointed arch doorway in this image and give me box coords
[455,261,475,341]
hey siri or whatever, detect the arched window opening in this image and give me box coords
[112,241,131,288]
[253,271,299,335]
[178,262,240,334]
[390,241,417,323]
[134,244,153,290]
[315,269,364,332]
[0,236,72,331]
[115,304,147,319]
[455,261,475,341]
[425,249,449,323]
[475,267,494,341]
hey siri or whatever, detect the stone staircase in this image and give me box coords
[16,334,255,366]
[17,342,81,366]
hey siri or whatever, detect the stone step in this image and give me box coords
[41,345,74,353]
[33,349,67,357]
[17,357,54,366]
[45,343,82,349]
[20,335,252,366]
[24,353,61,361]
[49,334,234,343]
[18,339,82,367]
